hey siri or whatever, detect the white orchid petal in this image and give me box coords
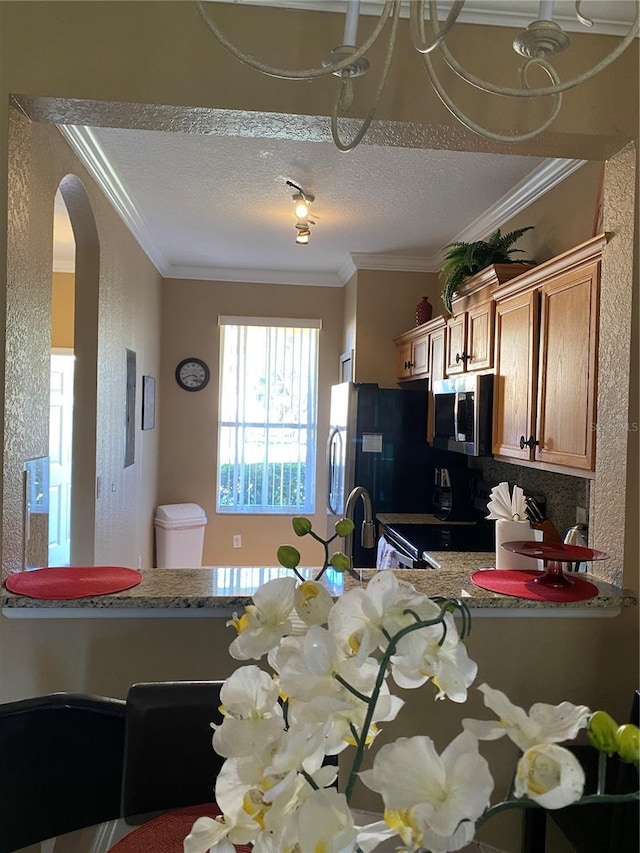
[295,580,334,626]
[183,816,235,853]
[515,743,585,809]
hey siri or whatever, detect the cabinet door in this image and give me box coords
[467,300,495,371]
[426,326,446,443]
[446,313,467,374]
[429,326,446,384]
[411,334,429,376]
[535,262,599,470]
[493,290,538,460]
[396,340,413,380]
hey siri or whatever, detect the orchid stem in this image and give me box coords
[597,750,607,795]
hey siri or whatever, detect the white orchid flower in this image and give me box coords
[463,683,591,751]
[294,579,334,626]
[184,815,236,853]
[360,732,493,853]
[214,754,271,839]
[293,788,358,853]
[212,665,284,758]
[514,743,586,809]
[228,576,297,660]
[264,721,331,778]
[329,571,440,663]
[390,613,477,703]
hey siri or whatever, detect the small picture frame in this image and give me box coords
[142,375,156,430]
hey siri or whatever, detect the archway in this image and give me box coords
[55,175,100,566]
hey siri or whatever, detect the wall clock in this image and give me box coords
[175,357,210,392]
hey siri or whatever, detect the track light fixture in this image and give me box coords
[287,180,315,246]
[196,0,638,152]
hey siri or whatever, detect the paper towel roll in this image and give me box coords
[495,520,544,570]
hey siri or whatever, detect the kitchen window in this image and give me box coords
[217,316,320,514]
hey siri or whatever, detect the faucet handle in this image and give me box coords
[361,520,376,549]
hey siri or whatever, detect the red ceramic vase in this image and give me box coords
[415,297,433,326]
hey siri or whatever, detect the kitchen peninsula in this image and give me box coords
[1,564,635,618]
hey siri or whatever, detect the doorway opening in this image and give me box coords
[50,188,76,566]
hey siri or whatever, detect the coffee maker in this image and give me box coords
[433,467,476,520]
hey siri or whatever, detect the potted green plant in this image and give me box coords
[440,225,536,314]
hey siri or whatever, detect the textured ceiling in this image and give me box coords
[54,128,557,282]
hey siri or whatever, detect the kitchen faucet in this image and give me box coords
[343,486,376,570]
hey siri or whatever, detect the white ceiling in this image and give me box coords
[53,129,584,286]
[52,0,637,285]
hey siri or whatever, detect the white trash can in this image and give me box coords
[154,503,208,568]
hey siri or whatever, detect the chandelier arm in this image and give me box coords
[195,0,395,81]
[410,0,465,54]
[330,1,401,152]
[423,51,563,142]
[429,0,639,99]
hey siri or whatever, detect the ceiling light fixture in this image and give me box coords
[287,180,315,246]
[196,0,638,152]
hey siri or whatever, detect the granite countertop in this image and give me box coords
[0,562,635,613]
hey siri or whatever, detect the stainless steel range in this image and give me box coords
[381,519,494,569]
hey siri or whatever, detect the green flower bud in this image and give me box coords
[587,710,619,755]
[277,544,301,570]
[616,724,640,763]
[334,518,355,537]
[329,552,350,573]
[292,516,312,537]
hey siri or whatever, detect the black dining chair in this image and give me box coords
[0,692,126,853]
[120,680,226,820]
[522,690,640,853]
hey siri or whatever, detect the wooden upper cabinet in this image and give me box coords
[535,261,599,470]
[429,324,446,384]
[445,312,467,374]
[394,316,445,382]
[492,234,605,472]
[492,290,539,460]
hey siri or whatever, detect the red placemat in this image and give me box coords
[109,804,251,853]
[4,566,143,600]
[470,569,599,602]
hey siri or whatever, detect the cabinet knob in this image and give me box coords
[455,352,469,364]
[404,360,414,370]
[519,435,540,450]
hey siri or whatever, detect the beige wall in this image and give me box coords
[159,279,344,567]
[4,111,162,573]
[51,271,75,350]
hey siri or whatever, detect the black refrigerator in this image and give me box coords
[326,382,433,568]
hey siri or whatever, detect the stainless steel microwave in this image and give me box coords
[432,374,493,457]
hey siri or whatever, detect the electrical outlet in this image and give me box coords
[137,555,142,569]
[233,534,242,549]
[576,506,588,524]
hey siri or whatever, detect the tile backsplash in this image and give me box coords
[469,457,589,537]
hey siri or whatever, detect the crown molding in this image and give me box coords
[350,253,436,273]
[426,158,587,268]
[164,264,343,287]
[209,0,638,36]
[56,124,167,276]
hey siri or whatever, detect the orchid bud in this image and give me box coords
[292,516,312,537]
[329,552,350,572]
[334,518,355,537]
[616,724,640,763]
[588,710,619,755]
[277,544,301,570]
